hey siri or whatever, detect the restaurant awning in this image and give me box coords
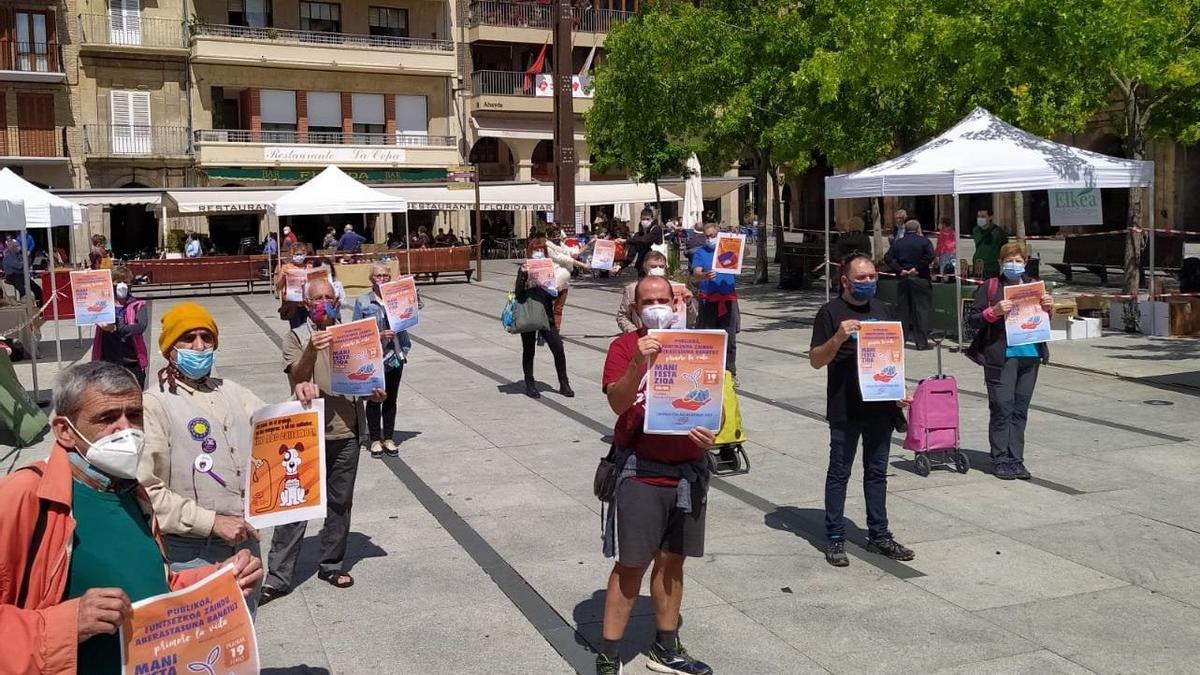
[164,189,287,215]
[471,117,586,142]
[58,192,162,207]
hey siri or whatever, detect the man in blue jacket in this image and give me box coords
[690,222,738,377]
[337,224,368,252]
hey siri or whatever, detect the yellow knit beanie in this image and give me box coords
[158,302,219,355]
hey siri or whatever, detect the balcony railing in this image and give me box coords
[467,0,632,33]
[190,23,453,52]
[472,69,540,96]
[78,13,186,49]
[83,125,191,156]
[194,129,456,146]
[0,40,63,73]
[0,127,67,158]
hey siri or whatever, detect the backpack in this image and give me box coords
[964,278,999,366]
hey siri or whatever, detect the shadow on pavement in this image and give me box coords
[572,589,686,665]
[764,506,871,552]
[288,531,386,588]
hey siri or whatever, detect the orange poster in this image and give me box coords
[245,400,326,529]
[644,329,727,434]
[329,318,385,396]
[70,269,115,326]
[284,268,306,302]
[713,232,746,275]
[120,565,258,675]
[857,321,905,401]
[526,257,556,292]
[379,276,420,331]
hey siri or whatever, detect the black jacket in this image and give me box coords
[884,233,935,280]
[627,222,664,252]
[835,231,873,261]
[966,274,1050,368]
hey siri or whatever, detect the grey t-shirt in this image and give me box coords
[283,326,361,441]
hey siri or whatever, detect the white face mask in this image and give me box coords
[293,255,306,265]
[640,304,675,329]
[66,419,145,479]
[647,267,666,277]
[114,282,129,300]
[531,251,546,259]
[640,219,652,227]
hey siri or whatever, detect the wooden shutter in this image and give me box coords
[0,93,7,155]
[16,93,54,157]
[111,90,150,154]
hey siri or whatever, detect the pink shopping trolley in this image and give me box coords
[902,332,969,476]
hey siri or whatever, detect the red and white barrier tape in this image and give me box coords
[0,285,73,340]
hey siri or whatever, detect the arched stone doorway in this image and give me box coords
[531,140,553,182]
[110,182,158,259]
[469,137,516,181]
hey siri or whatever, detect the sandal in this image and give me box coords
[258,585,291,606]
[317,570,354,589]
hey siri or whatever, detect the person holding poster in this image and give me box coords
[92,266,150,389]
[140,304,293,611]
[712,231,747,275]
[809,253,915,568]
[0,362,262,675]
[615,251,691,333]
[966,242,1052,481]
[263,277,385,600]
[275,245,311,329]
[690,223,739,378]
[351,264,413,458]
[595,275,717,675]
[514,262,573,399]
[71,268,117,327]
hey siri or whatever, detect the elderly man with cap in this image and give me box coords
[139,302,294,608]
[0,362,263,675]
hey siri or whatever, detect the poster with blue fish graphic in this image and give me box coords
[857,321,905,401]
[1004,281,1051,347]
[328,318,386,396]
[643,329,726,435]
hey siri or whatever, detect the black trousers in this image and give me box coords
[984,357,1039,467]
[266,435,361,589]
[5,273,43,305]
[898,277,931,349]
[697,300,737,375]
[366,363,403,442]
[521,328,568,384]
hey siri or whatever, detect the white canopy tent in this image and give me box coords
[0,168,87,402]
[823,107,1156,345]
[269,166,409,217]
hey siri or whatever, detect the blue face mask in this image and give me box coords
[175,348,215,379]
[705,238,717,250]
[850,280,877,301]
[1002,262,1025,279]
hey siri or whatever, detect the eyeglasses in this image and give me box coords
[372,274,392,280]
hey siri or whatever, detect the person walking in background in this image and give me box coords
[282,225,298,249]
[935,216,957,275]
[691,222,739,378]
[884,219,935,350]
[3,236,43,305]
[323,226,338,251]
[889,208,909,244]
[835,216,873,261]
[92,266,149,389]
[89,234,107,269]
[625,208,664,276]
[514,261,573,399]
[352,264,412,459]
[972,209,1008,278]
[810,253,915,567]
[184,233,202,258]
[337,224,367,253]
[966,242,1053,481]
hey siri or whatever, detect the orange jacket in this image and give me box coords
[0,445,212,675]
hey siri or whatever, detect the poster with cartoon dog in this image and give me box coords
[245,400,326,529]
[120,564,258,675]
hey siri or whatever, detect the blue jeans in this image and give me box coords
[824,419,893,542]
[163,534,262,616]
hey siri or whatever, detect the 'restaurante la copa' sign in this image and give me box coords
[264,146,408,166]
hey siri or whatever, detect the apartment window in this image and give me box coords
[110,90,150,155]
[351,93,384,144]
[229,0,272,28]
[108,0,142,46]
[260,89,297,142]
[14,12,52,72]
[307,91,341,143]
[300,2,341,33]
[368,7,407,38]
[394,95,426,143]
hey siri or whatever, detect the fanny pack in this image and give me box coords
[593,443,633,503]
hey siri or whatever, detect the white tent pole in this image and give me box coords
[20,226,38,402]
[50,251,61,367]
[405,212,411,275]
[953,193,963,347]
[823,197,831,301]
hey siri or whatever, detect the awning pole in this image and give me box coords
[953,193,963,347]
[823,197,831,301]
[20,226,38,403]
[1147,182,1156,331]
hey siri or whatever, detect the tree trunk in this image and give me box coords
[761,165,783,285]
[755,153,770,284]
[1014,191,1026,240]
[1122,105,1147,298]
[871,197,883,262]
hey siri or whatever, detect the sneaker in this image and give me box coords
[369,441,383,458]
[382,439,399,457]
[867,536,915,561]
[994,463,1017,480]
[646,639,712,675]
[595,653,622,675]
[1014,462,1032,480]
[825,540,849,567]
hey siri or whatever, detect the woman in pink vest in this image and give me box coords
[92,266,150,389]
